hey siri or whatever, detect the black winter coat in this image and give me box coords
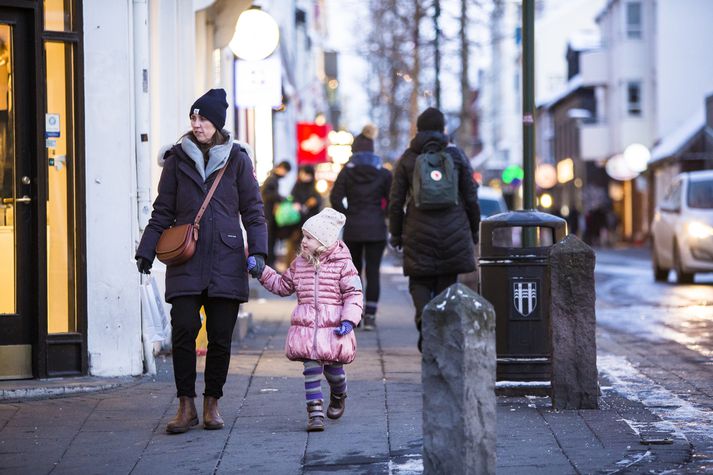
[291,180,322,223]
[260,172,282,221]
[330,152,392,242]
[388,131,480,277]
[136,144,267,302]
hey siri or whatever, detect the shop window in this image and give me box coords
[45,41,77,333]
[44,0,73,32]
[0,24,14,314]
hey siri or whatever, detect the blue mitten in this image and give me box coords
[247,254,265,278]
[334,321,354,336]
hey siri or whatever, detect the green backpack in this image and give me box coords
[412,144,459,210]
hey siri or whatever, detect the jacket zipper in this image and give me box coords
[312,268,319,356]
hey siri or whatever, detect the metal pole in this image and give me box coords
[522,0,535,210]
[434,0,441,108]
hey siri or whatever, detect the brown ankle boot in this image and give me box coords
[306,400,325,432]
[166,396,199,434]
[327,392,347,420]
[203,396,224,430]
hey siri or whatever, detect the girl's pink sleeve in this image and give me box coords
[258,264,296,297]
[339,260,363,325]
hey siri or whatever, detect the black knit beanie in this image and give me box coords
[190,89,228,130]
[351,133,374,153]
[416,107,445,132]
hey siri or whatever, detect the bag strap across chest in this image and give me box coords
[194,162,228,226]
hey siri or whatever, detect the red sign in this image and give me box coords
[297,122,330,164]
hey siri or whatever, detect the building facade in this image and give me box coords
[577,0,713,240]
[0,0,331,380]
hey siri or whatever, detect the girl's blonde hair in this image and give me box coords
[299,232,328,268]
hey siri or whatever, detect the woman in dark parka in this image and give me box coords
[135,89,267,434]
[330,124,392,330]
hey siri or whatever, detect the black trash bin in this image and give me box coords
[479,210,567,382]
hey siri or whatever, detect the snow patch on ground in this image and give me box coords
[599,354,713,442]
[389,456,423,474]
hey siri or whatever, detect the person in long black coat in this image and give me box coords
[284,164,322,264]
[260,160,292,267]
[135,89,267,434]
[330,125,392,330]
[388,108,480,351]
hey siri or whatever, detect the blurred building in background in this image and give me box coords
[575,0,713,242]
[477,0,605,209]
[480,0,713,244]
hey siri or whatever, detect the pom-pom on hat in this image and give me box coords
[416,107,445,132]
[189,88,228,130]
[351,123,378,153]
[302,208,346,247]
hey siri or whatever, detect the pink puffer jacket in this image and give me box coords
[259,241,363,363]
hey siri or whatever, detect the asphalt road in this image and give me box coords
[594,245,713,473]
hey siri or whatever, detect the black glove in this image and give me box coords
[247,254,265,278]
[388,235,402,252]
[136,257,152,274]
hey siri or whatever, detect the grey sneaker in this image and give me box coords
[363,314,376,331]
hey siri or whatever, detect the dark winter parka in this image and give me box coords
[330,151,392,242]
[388,131,480,277]
[136,137,267,303]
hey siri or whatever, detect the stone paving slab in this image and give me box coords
[0,256,698,474]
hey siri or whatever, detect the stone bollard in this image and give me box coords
[549,234,598,410]
[422,283,496,475]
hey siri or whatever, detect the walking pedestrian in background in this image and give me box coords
[388,107,481,352]
[330,124,391,330]
[284,164,322,264]
[135,88,267,433]
[248,208,362,432]
[261,160,292,267]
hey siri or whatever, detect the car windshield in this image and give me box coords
[479,198,504,218]
[687,178,713,209]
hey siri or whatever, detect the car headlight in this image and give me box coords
[686,221,713,239]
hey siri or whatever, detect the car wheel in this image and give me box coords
[673,242,694,284]
[652,242,668,282]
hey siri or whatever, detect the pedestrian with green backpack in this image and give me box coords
[388,107,481,352]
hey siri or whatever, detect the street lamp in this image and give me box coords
[230,7,281,184]
[623,143,650,173]
[229,7,280,61]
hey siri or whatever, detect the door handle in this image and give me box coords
[1,196,32,204]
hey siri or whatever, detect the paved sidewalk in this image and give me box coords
[0,257,692,474]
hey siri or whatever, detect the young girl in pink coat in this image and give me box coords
[249,207,362,432]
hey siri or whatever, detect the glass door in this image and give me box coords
[0,8,36,379]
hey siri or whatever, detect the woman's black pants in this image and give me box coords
[170,291,240,399]
[344,240,386,315]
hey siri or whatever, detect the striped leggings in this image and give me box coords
[303,360,347,403]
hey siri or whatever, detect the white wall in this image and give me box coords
[83,1,143,376]
[149,0,196,193]
[599,0,655,152]
[535,0,605,101]
[655,0,713,140]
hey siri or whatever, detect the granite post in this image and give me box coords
[549,234,598,409]
[422,283,496,475]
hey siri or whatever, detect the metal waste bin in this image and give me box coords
[479,210,566,381]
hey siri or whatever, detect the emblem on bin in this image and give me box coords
[513,281,537,317]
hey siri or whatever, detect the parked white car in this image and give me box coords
[650,170,713,283]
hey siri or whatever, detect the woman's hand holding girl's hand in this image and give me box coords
[334,321,354,336]
[247,255,265,278]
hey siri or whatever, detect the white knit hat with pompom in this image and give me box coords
[302,208,346,247]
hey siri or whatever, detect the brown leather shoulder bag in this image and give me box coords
[155,163,228,266]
